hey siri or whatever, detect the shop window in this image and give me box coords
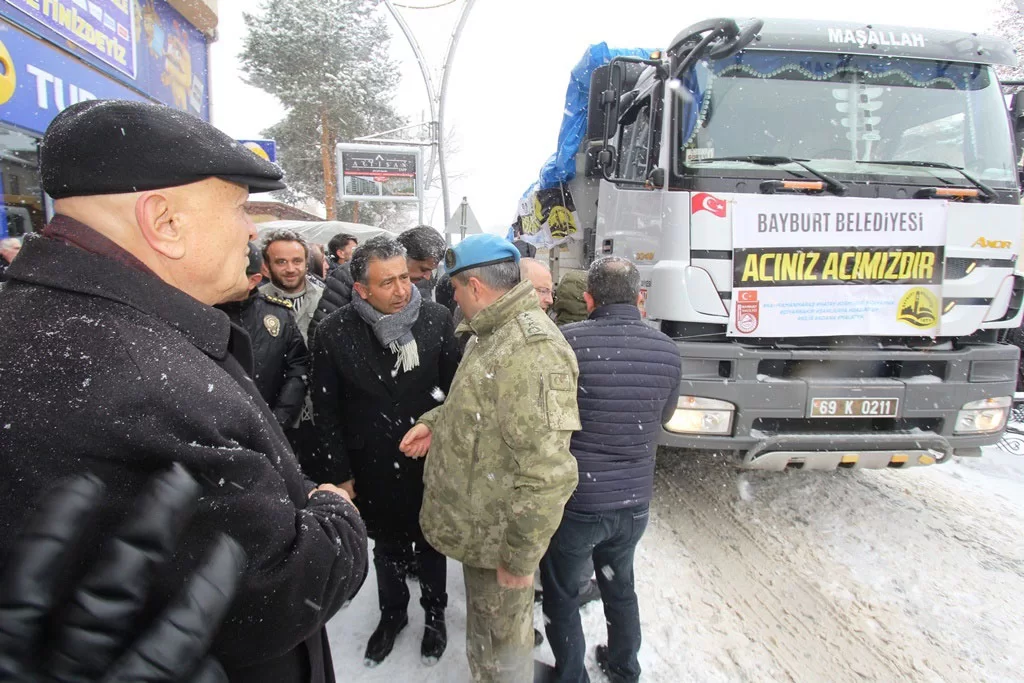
[0,127,45,238]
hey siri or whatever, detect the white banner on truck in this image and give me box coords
[727,196,948,338]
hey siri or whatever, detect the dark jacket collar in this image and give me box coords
[43,214,155,276]
[217,289,259,317]
[588,303,642,321]
[8,220,231,360]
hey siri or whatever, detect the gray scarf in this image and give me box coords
[351,285,422,374]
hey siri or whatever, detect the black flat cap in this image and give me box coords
[41,99,286,199]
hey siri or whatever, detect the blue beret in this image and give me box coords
[444,234,521,277]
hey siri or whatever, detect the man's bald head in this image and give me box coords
[520,258,553,312]
[54,177,256,306]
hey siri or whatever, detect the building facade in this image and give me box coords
[0,0,218,237]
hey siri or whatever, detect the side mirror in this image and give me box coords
[707,19,764,61]
[668,18,762,80]
[586,65,613,142]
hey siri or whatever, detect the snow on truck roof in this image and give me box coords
[680,18,1017,67]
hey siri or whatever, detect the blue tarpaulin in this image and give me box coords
[536,43,653,191]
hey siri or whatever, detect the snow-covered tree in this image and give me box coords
[261,110,412,230]
[992,0,1024,83]
[241,0,403,219]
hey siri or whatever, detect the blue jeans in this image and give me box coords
[540,504,649,683]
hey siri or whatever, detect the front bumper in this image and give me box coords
[659,341,1019,469]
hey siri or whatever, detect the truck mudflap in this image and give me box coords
[742,432,952,471]
[658,340,1019,469]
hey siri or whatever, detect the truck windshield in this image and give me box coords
[678,51,1017,185]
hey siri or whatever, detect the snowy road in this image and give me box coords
[327,447,1024,682]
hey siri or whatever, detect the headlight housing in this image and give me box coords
[954,396,1011,435]
[664,396,735,435]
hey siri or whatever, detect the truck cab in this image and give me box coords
[563,18,1024,469]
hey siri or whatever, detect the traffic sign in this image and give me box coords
[445,197,481,238]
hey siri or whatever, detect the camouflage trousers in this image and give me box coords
[463,565,534,683]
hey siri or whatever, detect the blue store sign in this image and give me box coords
[5,0,137,79]
[237,139,277,163]
[0,0,209,122]
[0,19,144,135]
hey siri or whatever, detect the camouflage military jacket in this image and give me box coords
[419,280,580,576]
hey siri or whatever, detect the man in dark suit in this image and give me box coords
[310,235,460,668]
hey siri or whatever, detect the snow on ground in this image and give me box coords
[329,446,1024,682]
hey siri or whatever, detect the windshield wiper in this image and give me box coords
[691,155,848,196]
[856,160,996,201]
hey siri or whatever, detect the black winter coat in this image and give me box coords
[309,302,460,542]
[0,228,368,683]
[218,290,309,426]
[434,273,457,315]
[561,305,682,512]
[0,465,247,681]
[308,263,354,340]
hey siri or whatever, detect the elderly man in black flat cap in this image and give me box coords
[0,99,368,683]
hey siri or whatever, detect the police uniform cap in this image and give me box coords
[40,99,286,199]
[445,234,521,277]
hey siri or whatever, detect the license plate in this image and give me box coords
[809,397,900,418]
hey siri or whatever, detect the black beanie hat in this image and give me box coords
[41,99,286,199]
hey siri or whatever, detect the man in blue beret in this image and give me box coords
[400,233,581,682]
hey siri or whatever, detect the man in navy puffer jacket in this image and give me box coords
[539,256,681,683]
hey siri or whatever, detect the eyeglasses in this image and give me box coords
[535,287,553,297]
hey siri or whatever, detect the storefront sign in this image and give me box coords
[6,0,137,78]
[1,0,209,120]
[337,143,422,203]
[238,139,277,163]
[0,20,144,134]
[727,195,947,337]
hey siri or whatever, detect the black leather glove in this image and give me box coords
[0,464,246,683]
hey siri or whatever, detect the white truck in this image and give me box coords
[539,18,1024,470]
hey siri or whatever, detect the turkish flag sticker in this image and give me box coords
[691,192,727,218]
[737,290,758,303]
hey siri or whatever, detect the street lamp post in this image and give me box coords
[382,0,477,229]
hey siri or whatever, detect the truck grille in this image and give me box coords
[752,417,943,435]
[756,359,948,380]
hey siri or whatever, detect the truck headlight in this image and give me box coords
[954,396,1011,434]
[664,396,735,435]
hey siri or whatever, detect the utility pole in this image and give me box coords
[382,0,477,229]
